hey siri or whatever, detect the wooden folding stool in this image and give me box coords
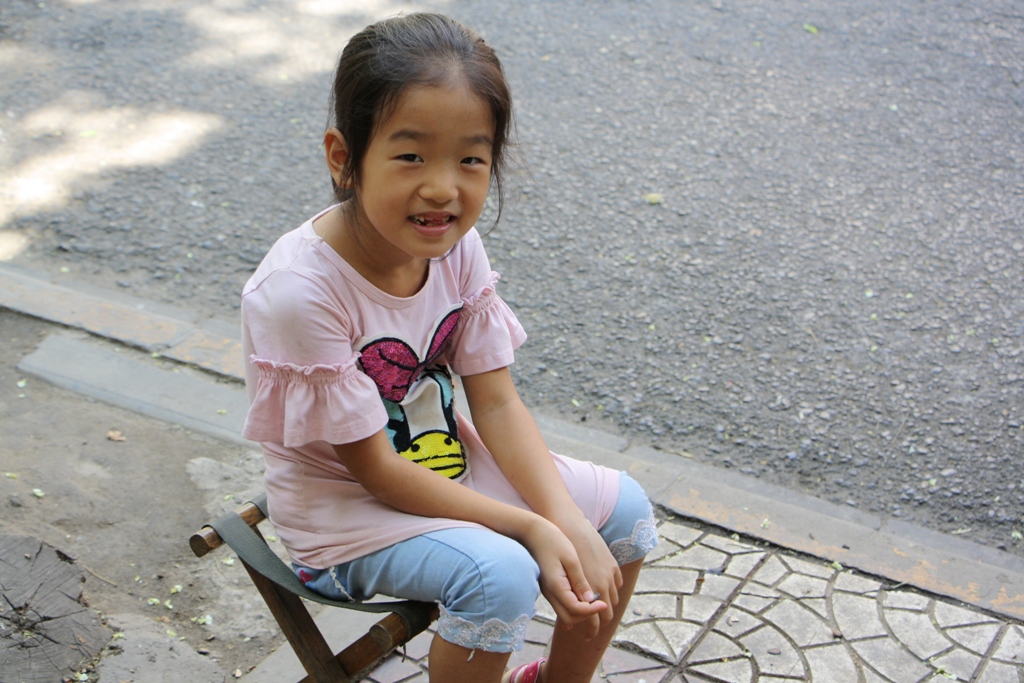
[190,493,438,682]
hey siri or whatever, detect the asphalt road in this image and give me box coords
[1,0,1022,555]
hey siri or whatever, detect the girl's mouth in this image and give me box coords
[411,213,455,227]
[410,213,456,235]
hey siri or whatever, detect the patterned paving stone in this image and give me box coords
[946,620,1003,654]
[741,624,805,678]
[366,654,425,683]
[690,630,745,662]
[732,592,775,614]
[523,618,553,645]
[779,555,837,580]
[637,566,700,594]
[992,624,1024,664]
[614,621,676,662]
[977,660,1024,682]
[776,572,829,599]
[723,551,766,579]
[803,643,859,682]
[930,646,982,680]
[751,555,790,586]
[365,519,1024,683]
[717,607,763,638]
[646,539,683,563]
[861,666,889,683]
[601,646,670,676]
[852,637,932,683]
[700,534,760,555]
[934,600,998,628]
[883,608,952,660]
[800,597,829,620]
[403,629,433,660]
[881,590,932,611]
[681,593,723,623]
[659,544,729,572]
[762,599,836,647]
[660,620,704,661]
[834,571,881,594]
[698,573,741,601]
[625,593,681,625]
[534,595,556,622]
[687,654,753,682]
[605,668,672,683]
[833,593,888,640]
[657,521,704,548]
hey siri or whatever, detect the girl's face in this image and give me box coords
[341,82,495,266]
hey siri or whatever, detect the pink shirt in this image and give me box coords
[241,208,619,568]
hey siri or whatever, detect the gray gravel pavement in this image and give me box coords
[1,0,1022,555]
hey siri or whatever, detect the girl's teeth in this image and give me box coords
[414,216,451,226]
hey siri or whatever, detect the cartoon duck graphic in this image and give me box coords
[383,366,467,480]
[357,305,468,480]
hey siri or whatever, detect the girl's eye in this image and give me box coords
[397,154,422,162]
[462,157,486,166]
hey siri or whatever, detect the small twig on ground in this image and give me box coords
[800,325,819,345]
[81,563,118,587]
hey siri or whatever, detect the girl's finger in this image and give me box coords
[566,562,596,604]
[583,613,601,640]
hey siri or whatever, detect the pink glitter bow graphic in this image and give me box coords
[358,307,462,402]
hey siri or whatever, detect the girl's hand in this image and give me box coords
[523,518,607,638]
[554,511,623,627]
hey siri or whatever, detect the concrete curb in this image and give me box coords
[2,262,1022,621]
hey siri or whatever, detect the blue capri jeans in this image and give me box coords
[294,472,657,653]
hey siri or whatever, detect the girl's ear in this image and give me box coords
[324,128,351,188]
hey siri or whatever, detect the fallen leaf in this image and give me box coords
[4,472,17,479]
[760,518,771,529]
[222,557,236,566]
[16,379,27,388]
[32,488,44,498]
[1012,530,1023,541]
[147,598,161,606]
[802,23,819,34]
[643,192,664,205]
[106,429,126,442]
[170,585,182,595]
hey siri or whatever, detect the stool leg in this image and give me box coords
[241,559,351,683]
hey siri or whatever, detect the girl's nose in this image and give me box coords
[420,168,458,203]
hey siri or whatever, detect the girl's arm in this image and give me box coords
[461,367,624,626]
[331,431,606,631]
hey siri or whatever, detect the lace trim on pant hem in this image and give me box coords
[436,605,530,653]
[609,510,659,565]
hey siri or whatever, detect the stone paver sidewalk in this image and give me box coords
[362,516,1024,683]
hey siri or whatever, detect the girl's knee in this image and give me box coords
[445,538,539,617]
[437,535,539,652]
[600,473,659,565]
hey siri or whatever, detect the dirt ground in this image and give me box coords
[0,309,287,678]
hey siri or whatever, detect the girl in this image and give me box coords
[240,13,657,683]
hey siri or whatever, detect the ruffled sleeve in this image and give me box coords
[448,270,527,377]
[241,356,388,448]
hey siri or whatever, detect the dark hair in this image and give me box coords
[328,13,516,228]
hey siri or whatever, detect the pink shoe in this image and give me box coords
[503,657,547,683]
